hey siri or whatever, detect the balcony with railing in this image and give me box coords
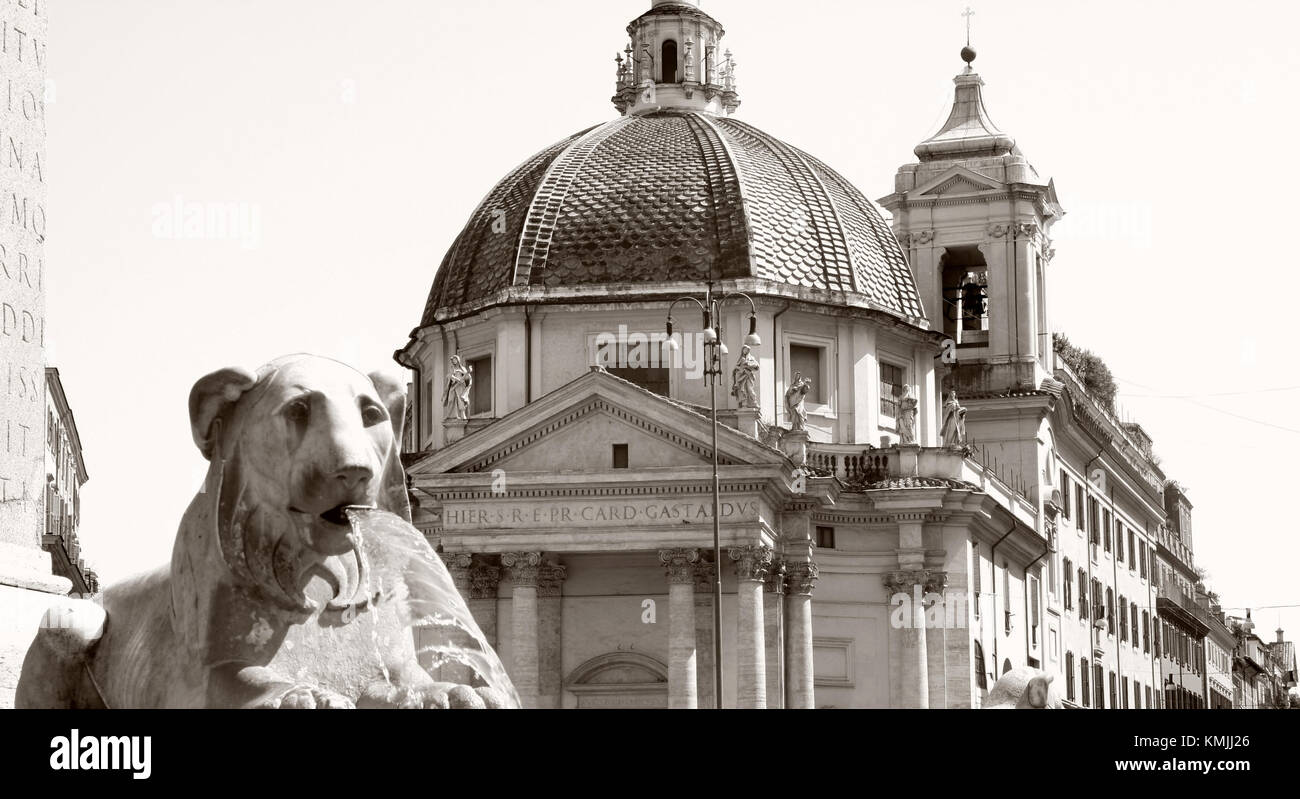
[806,443,1040,526]
[1156,582,1212,638]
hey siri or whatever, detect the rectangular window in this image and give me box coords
[468,355,493,416]
[1060,471,1071,519]
[1109,672,1117,709]
[815,526,835,549]
[1088,498,1099,544]
[422,377,433,440]
[1128,530,1136,570]
[1145,686,1152,708]
[1103,509,1112,553]
[1003,565,1012,634]
[612,444,629,469]
[1030,576,1041,646]
[1116,521,1124,562]
[879,362,904,420]
[1076,486,1086,531]
[789,344,825,405]
[972,544,981,619]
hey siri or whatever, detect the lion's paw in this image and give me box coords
[265,684,355,710]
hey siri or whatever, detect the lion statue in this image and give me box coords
[17,354,515,709]
[983,665,1062,709]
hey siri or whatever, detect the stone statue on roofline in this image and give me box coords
[443,354,473,421]
[941,390,967,447]
[897,385,918,446]
[784,372,812,433]
[731,345,759,409]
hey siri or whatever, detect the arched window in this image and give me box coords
[973,640,987,690]
[1002,658,1012,676]
[661,40,678,83]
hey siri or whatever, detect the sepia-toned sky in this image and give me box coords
[47,0,1300,641]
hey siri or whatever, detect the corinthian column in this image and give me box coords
[764,559,786,709]
[884,569,933,709]
[785,561,819,709]
[501,551,542,709]
[730,544,773,709]
[693,558,716,709]
[660,548,700,709]
[468,561,500,648]
[537,562,566,710]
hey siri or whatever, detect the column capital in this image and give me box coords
[659,548,701,584]
[882,569,947,596]
[537,562,567,598]
[440,552,474,589]
[786,561,819,596]
[501,551,543,587]
[764,558,787,594]
[469,561,501,600]
[729,544,774,583]
[693,558,716,594]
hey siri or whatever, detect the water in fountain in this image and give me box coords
[344,507,519,707]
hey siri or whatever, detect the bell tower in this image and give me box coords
[612,0,741,116]
[880,45,1063,394]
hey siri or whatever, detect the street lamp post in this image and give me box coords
[663,282,761,710]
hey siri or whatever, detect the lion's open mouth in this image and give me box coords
[319,504,354,527]
[290,504,376,528]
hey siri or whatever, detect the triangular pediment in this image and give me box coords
[408,369,790,477]
[912,165,1005,198]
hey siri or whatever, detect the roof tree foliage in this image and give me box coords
[1053,333,1117,412]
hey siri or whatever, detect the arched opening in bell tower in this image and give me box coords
[661,40,679,83]
[939,246,989,346]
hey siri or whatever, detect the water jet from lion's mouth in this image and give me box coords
[342,506,520,705]
[321,503,373,526]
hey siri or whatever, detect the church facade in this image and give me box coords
[396,0,1184,708]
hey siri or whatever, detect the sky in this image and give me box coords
[46,0,1300,641]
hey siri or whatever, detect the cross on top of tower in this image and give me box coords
[961,7,977,66]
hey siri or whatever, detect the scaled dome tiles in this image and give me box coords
[422,111,923,324]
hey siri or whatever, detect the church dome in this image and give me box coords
[418,1,924,327]
[420,111,923,325]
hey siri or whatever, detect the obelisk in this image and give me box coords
[0,0,63,709]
